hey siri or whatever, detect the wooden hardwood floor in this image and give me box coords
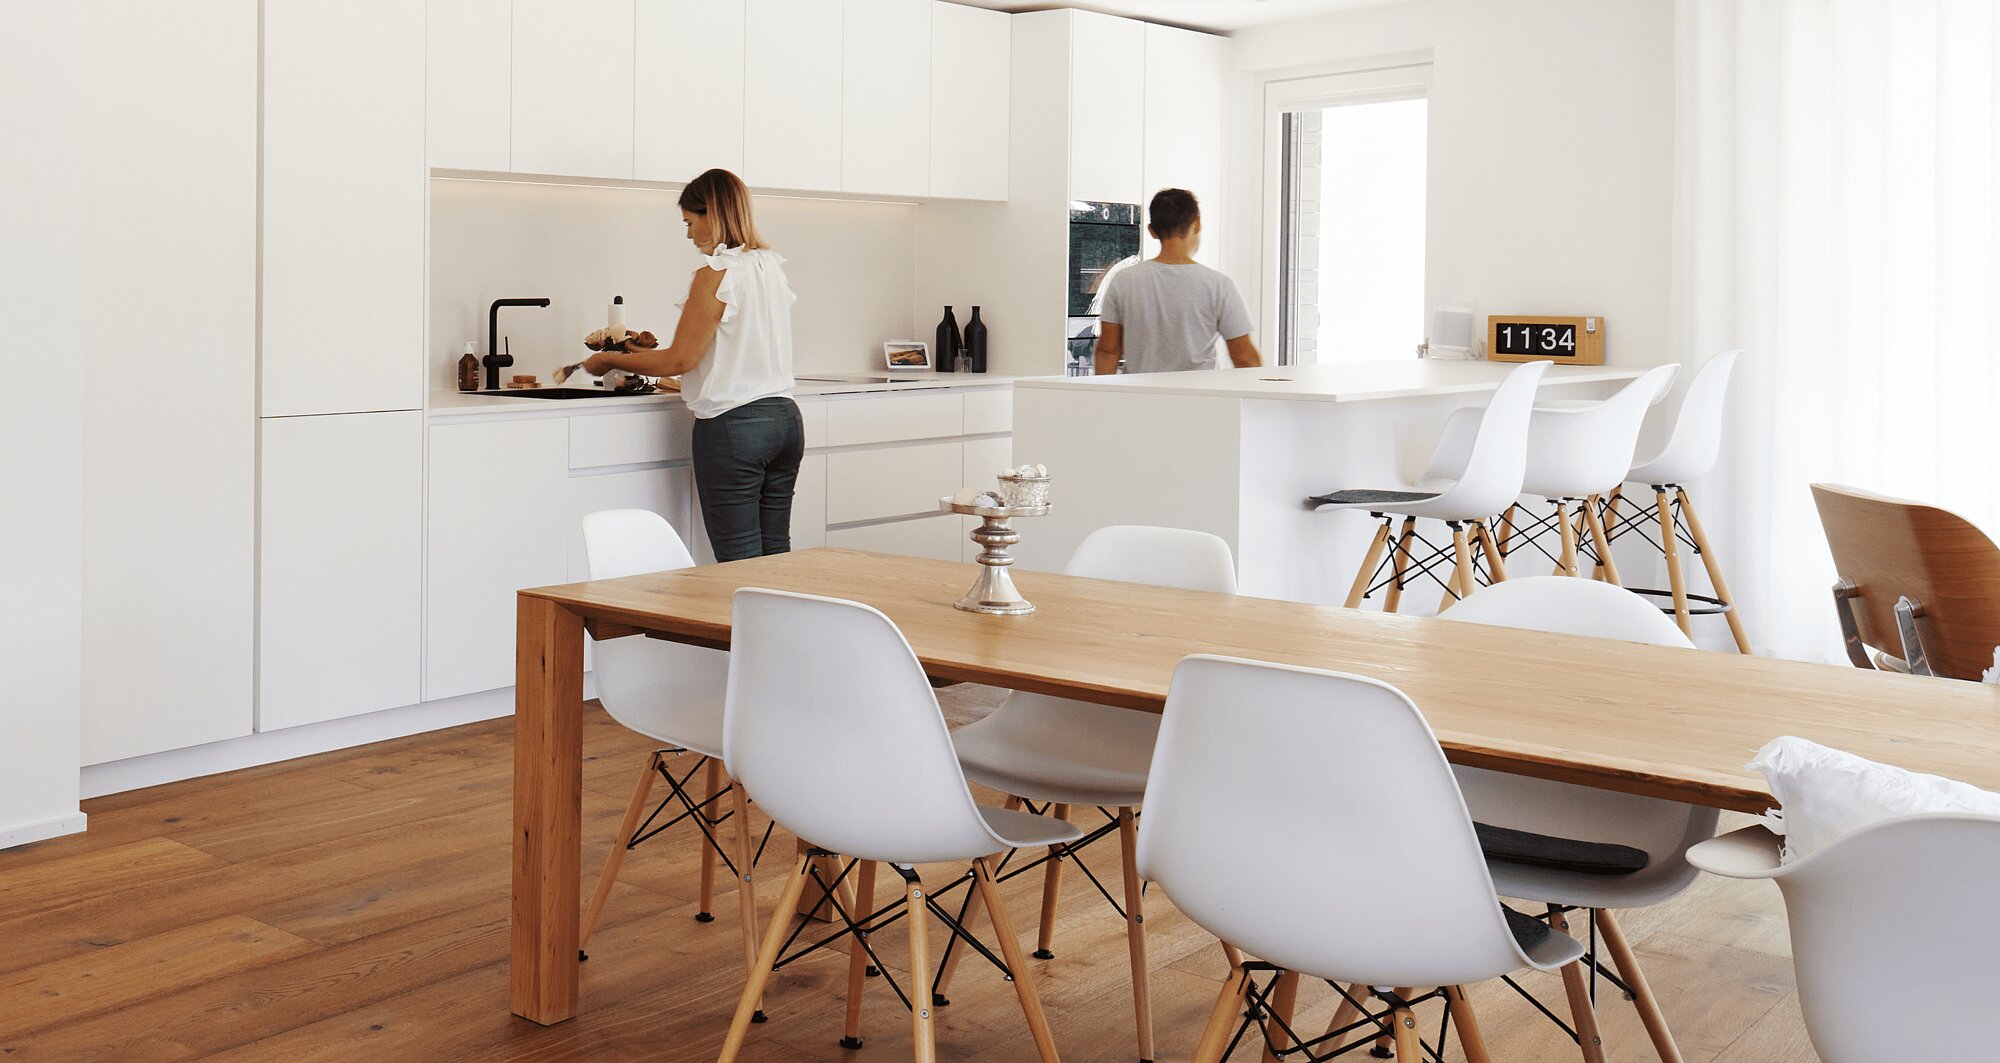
[0,688,1814,1062]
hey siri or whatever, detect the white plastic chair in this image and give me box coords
[1309,360,1549,611]
[1138,654,1602,1063]
[1441,577,1714,1063]
[943,525,1237,1063]
[716,588,1082,1063]
[577,509,758,977]
[1689,814,2000,1062]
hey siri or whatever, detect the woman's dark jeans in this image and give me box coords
[692,397,805,562]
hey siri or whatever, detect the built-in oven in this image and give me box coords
[1065,201,1141,375]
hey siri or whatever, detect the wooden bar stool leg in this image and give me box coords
[841,859,878,1048]
[1595,909,1685,1063]
[975,857,1063,1063]
[1346,520,1393,609]
[1374,987,1415,1058]
[1677,488,1752,654]
[1656,488,1694,638]
[1389,1000,1422,1062]
[1221,942,1245,967]
[1474,521,1508,582]
[1034,804,1071,959]
[904,871,940,1063]
[1550,907,1609,1063]
[580,750,661,955]
[1582,494,1622,586]
[1595,488,1626,580]
[1383,517,1417,613]
[1451,524,1478,598]
[1116,808,1156,1063]
[1259,970,1299,1063]
[698,757,723,920]
[1192,963,1255,1063]
[726,775,765,1018]
[1556,500,1581,577]
[717,854,816,1063]
[1497,504,1519,556]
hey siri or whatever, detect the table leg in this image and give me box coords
[512,594,586,1024]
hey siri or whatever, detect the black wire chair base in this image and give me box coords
[1622,586,1732,616]
[1213,966,1455,1063]
[1354,517,1496,605]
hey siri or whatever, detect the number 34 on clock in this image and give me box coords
[1486,315,1605,365]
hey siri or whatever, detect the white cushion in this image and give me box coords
[1751,736,2000,862]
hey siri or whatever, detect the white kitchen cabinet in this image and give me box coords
[427,0,511,171]
[81,0,257,766]
[791,452,829,550]
[928,1,1009,201]
[1143,23,1227,262]
[744,0,843,192]
[260,413,424,731]
[843,0,930,197]
[963,388,1012,435]
[1068,10,1146,206]
[961,435,1013,562]
[512,0,636,179]
[635,0,746,181]
[825,441,962,524]
[426,417,573,701]
[827,515,963,562]
[263,0,425,417]
[822,391,963,447]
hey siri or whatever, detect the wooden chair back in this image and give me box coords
[1811,483,2000,681]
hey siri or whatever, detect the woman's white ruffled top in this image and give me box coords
[677,244,797,419]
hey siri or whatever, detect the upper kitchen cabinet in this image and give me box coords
[843,0,930,197]
[263,0,425,416]
[428,0,511,171]
[636,0,746,182]
[1067,10,1146,206]
[513,0,636,179]
[744,0,843,192]
[1143,23,1227,261]
[929,1,1009,201]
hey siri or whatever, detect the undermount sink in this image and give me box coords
[478,388,654,400]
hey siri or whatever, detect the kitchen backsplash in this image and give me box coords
[428,178,919,389]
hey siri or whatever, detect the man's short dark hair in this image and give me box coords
[1148,188,1200,239]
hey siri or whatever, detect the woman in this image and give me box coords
[583,168,802,562]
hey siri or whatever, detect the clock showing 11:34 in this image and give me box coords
[1486,315,1605,364]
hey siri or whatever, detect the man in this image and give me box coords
[1094,188,1262,375]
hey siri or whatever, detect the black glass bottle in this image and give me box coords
[963,306,988,373]
[935,307,962,372]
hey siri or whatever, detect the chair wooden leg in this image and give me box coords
[1677,488,1752,654]
[976,857,1063,1063]
[580,750,661,955]
[1034,804,1071,959]
[1656,488,1693,638]
[1474,521,1508,582]
[1383,517,1417,613]
[726,773,764,1016]
[1451,524,1477,598]
[1373,987,1415,1057]
[1260,969,1300,1063]
[698,757,722,919]
[1345,521,1393,609]
[1496,504,1518,556]
[1116,808,1155,1063]
[1192,963,1254,1063]
[1556,500,1581,577]
[841,860,877,1047]
[1550,908,1609,1063]
[1446,985,1494,1063]
[1582,495,1622,586]
[1319,983,1372,1049]
[904,871,939,1063]
[1595,909,1685,1063]
[1389,1001,1422,1062]
[717,854,816,1063]
[1221,942,1244,967]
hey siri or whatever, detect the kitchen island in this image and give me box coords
[1012,360,1644,606]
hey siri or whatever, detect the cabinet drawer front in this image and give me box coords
[827,514,965,563]
[822,392,963,447]
[825,441,963,524]
[799,397,828,449]
[569,408,695,469]
[963,388,1012,434]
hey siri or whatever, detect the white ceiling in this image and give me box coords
[947,0,1404,34]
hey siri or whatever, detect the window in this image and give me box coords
[1270,66,1430,365]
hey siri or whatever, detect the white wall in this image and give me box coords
[0,2,87,847]
[428,179,920,388]
[1228,0,1676,367]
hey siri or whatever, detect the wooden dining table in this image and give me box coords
[510,546,2000,1024]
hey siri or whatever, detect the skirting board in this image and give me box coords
[0,811,90,851]
[79,677,598,800]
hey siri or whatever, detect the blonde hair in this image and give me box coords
[678,168,767,251]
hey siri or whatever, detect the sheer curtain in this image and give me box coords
[1674,0,2000,661]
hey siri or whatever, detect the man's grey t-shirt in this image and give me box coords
[1099,260,1254,374]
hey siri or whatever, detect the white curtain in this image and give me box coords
[1674,0,2000,661]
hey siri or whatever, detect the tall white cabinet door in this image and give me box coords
[1067,10,1146,206]
[263,0,425,417]
[426,418,573,701]
[1143,23,1226,262]
[512,0,636,179]
[790,453,828,550]
[428,0,512,171]
[635,0,745,181]
[842,0,929,196]
[744,0,843,192]
[81,0,258,766]
[260,413,423,731]
[928,1,1009,201]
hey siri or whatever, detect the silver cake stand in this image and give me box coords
[939,496,1052,615]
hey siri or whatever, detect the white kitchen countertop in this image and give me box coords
[1012,360,1644,403]
[427,371,1016,418]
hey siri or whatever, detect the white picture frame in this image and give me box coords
[883,340,931,370]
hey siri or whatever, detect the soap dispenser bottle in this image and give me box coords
[456,342,480,392]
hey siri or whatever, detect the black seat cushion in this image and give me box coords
[1305,488,1441,508]
[1502,904,1558,952]
[1475,822,1650,876]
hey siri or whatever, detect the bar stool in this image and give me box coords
[576,510,762,986]
[1308,360,1548,611]
[1596,350,1751,652]
[717,588,1079,1063]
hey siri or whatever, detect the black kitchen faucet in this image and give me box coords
[486,298,552,390]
